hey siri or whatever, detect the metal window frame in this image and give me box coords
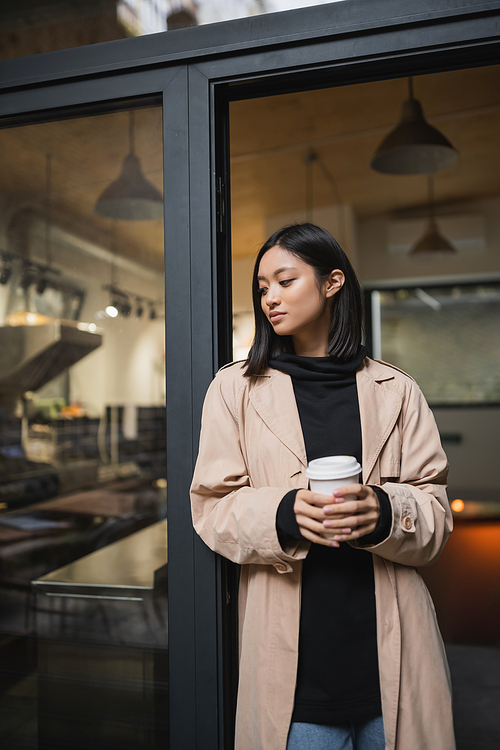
[1,2,500,748]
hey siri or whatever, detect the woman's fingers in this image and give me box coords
[294,486,381,546]
[298,525,340,548]
[295,512,335,537]
[323,509,378,530]
[326,520,378,541]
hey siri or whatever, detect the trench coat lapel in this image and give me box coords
[357,359,404,481]
[249,369,307,467]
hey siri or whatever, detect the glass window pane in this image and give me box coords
[0,103,167,749]
[376,284,500,405]
[230,66,500,749]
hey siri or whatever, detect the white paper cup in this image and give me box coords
[305,456,362,539]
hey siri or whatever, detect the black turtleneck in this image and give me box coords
[269,347,391,726]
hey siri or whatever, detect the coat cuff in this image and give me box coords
[356,486,392,546]
[276,489,303,548]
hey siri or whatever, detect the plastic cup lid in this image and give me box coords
[305,455,362,481]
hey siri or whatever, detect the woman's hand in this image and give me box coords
[294,485,380,548]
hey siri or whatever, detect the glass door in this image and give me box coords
[0,100,168,750]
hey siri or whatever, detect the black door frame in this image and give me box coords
[1,3,500,748]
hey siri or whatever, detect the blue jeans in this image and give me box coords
[286,716,385,750]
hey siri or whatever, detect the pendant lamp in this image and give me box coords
[411,177,456,258]
[371,78,459,175]
[95,111,163,220]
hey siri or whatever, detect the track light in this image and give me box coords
[19,264,33,290]
[0,265,12,285]
[102,282,160,320]
[106,304,119,318]
[36,277,48,295]
[120,299,132,317]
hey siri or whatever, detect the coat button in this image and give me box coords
[403,516,412,530]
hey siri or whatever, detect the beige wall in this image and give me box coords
[432,407,500,495]
[358,196,500,285]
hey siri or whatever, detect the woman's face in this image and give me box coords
[257,245,343,348]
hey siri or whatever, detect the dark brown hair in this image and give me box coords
[244,223,363,376]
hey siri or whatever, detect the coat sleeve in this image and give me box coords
[356,379,453,567]
[190,370,308,568]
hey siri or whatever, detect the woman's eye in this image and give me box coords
[279,279,294,286]
[258,287,267,296]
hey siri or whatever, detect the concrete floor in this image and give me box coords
[447,644,500,750]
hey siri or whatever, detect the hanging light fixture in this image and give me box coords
[303,150,317,222]
[302,149,346,244]
[411,176,456,258]
[95,111,163,220]
[370,78,459,175]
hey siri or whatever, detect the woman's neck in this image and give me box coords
[292,331,329,357]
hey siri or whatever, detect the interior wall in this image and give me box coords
[70,281,165,415]
[358,196,500,284]
[0,207,165,416]
[51,242,165,415]
[432,407,500,497]
[265,204,359,271]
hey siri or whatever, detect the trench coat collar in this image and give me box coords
[356,358,404,480]
[249,358,403,478]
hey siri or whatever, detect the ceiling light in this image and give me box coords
[105,304,119,318]
[136,299,144,318]
[410,176,456,258]
[94,111,163,221]
[411,221,456,256]
[371,78,459,175]
[149,303,157,320]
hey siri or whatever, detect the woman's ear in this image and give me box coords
[325,270,345,298]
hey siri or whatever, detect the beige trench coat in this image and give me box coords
[191,357,455,750]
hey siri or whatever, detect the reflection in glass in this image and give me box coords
[375,284,500,404]
[0,105,167,749]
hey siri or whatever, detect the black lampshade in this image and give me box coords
[371,81,459,175]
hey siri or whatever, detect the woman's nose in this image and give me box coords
[265,285,280,306]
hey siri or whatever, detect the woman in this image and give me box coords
[191,223,455,750]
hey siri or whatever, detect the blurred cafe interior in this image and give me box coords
[0,103,168,748]
[0,5,499,750]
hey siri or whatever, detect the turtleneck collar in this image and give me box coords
[269,345,368,382]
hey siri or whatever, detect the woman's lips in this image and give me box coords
[269,312,286,323]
